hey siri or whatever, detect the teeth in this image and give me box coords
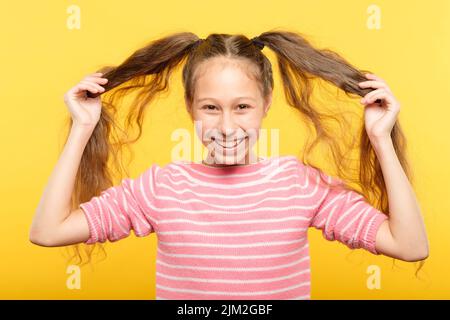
[216,138,244,148]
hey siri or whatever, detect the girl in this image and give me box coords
[29,30,428,300]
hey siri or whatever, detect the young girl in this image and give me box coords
[29,30,428,300]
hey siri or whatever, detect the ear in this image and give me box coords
[263,93,272,118]
[185,95,190,112]
[185,96,194,121]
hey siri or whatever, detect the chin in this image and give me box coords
[214,153,248,165]
[209,145,249,166]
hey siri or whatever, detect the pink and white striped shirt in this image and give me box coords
[79,155,388,300]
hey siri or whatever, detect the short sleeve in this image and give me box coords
[307,166,388,255]
[79,165,159,244]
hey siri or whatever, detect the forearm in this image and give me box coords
[30,125,94,240]
[371,137,429,259]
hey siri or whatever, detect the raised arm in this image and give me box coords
[359,73,429,261]
[29,125,93,246]
[29,73,108,247]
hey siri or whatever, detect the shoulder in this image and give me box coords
[267,154,303,168]
[133,162,174,183]
[283,157,344,191]
[138,160,202,179]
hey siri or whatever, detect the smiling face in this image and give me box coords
[185,57,272,167]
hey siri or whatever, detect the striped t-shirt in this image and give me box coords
[79,155,388,300]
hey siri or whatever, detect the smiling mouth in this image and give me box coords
[214,137,246,149]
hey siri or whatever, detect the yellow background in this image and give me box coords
[1,0,449,299]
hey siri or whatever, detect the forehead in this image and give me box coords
[193,57,260,99]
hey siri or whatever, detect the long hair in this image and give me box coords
[63,29,425,277]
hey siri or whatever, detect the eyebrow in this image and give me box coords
[196,96,256,103]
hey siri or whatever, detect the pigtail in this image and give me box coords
[63,32,200,267]
[258,29,421,275]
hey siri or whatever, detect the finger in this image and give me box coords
[83,73,104,81]
[80,81,103,92]
[365,73,386,84]
[362,88,385,101]
[80,80,105,92]
[85,76,109,84]
[73,84,99,95]
[358,80,390,91]
[362,89,388,105]
[78,82,103,94]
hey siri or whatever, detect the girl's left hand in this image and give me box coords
[358,73,401,141]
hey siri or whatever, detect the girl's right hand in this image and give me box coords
[63,72,108,129]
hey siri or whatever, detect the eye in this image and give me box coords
[237,104,250,110]
[202,105,218,110]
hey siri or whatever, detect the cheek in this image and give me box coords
[234,109,263,125]
[193,120,217,144]
[241,116,263,133]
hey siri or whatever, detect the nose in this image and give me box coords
[218,112,240,139]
